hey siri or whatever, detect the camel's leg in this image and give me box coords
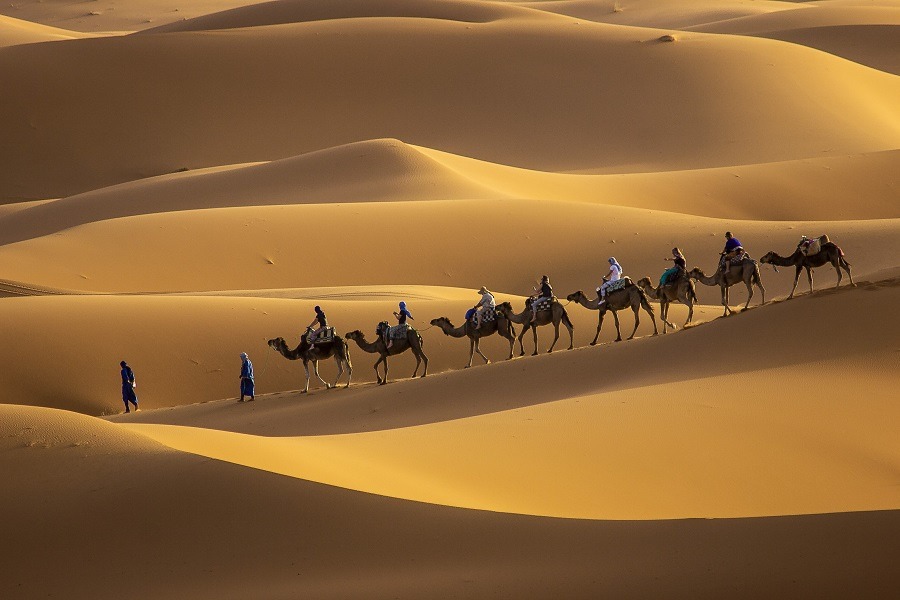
[414,340,429,377]
[547,321,560,353]
[466,338,475,368]
[841,257,854,286]
[642,297,658,336]
[628,305,640,340]
[505,327,516,360]
[685,297,693,326]
[743,277,754,311]
[790,265,802,299]
[660,301,668,334]
[612,311,623,342]
[591,312,604,346]
[331,354,343,389]
[517,322,530,356]
[807,266,814,294]
[721,285,730,316]
[530,322,539,356]
[303,362,311,393]
[374,355,386,385]
[833,259,842,288]
[564,314,574,350]
[474,338,490,365]
[312,360,331,389]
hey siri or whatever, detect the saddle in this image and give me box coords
[722,250,751,267]
[528,296,556,313]
[606,277,632,294]
[306,327,335,345]
[470,306,497,323]
[377,321,410,342]
[800,235,829,256]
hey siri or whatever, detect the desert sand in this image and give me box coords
[1,0,898,598]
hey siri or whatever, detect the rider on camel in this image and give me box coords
[719,232,743,274]
[306,306,328,345]
[530,275,552,323]
[597,257,623,306]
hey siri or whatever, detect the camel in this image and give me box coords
[495,299,574,356]
[345,326,428,384]
[566,283,658,344]
[267,328,352,393]
[430,313,517,368]
[760,242,853,299]
[689,257,765,316]
[636,274,698,333]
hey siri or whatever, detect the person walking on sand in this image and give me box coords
[239,352,255,402]
[120,360,138,413]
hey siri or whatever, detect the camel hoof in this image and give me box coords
[531,352,538,356]
[464,365,471,369]
[614,339,622,343]
[589,341,597,346]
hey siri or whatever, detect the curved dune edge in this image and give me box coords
[1,141,897,247]
[122,351,900,521]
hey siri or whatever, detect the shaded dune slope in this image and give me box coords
[3,406,898,599]
[1,16,898,200]
[0,141,896,248]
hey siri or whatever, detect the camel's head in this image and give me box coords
[495,301,512,314]
[345,330,363,340]
[267,337,284,350]
[430,317,450,327]
[688,267,704,279]
[759,252,779,272]
[636,277,651,288]
[566,291,584,302]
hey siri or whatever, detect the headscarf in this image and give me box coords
[608,257,622,272]
[240,352,248,360]
[399,301,407,309]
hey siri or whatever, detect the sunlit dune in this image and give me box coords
[2,0,898,596]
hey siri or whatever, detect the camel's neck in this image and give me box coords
[350,336,381,353]
[576,295,600,310]
[641,284,660,299]
[694,271,719,286]
[439,321,468,338]
[503,308,531,324]
[276,340,305,360]
[769,252,800,266]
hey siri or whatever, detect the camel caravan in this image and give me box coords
[266,234,852,391]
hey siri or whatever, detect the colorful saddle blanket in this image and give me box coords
[470,306,497,323]
[606,277,631,294]
[306,327,335,345]
[531,297,555,313]
[800,235,829,256]
[725,251,751,266]
[377,321,411,341]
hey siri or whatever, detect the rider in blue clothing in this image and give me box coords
[720,231,743,274]
[388,302,413,349]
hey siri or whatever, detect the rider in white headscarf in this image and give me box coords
[597,257,623,306]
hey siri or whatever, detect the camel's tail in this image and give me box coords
[688,280,699,305]
[561,307,574,330]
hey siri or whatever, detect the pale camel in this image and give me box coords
[689,257,765,316]
[495,299,574,356]
[566,283,658,344]
[760,242,853,299]
[636,274,698,333]
[430,314,516,367]
[267,329,352,393]
[345,327,428,384]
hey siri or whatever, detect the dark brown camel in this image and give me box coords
[495,299,574,356]
[760,242,853,299]
[689,257,766,316]
[345,327,428,384]
[636,275,698,333]
[566,283,658,344]
[267,329,352,393]
[430,314,517,368]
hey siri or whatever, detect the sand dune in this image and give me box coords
[0,15,92,47]
[112,278,900,520]
[2,0,898,596]
[2,14,898,200]
[0,197,893,296]
[1,141,896,247]
[4,405,897,599]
